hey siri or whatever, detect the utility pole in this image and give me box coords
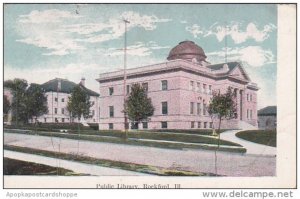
[123,19,130,133]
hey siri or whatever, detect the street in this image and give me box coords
[4,132,276,176]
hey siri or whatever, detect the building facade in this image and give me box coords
[97,41,259,130]
[4,87,13,124]
[35,78,100,124]
[258,106,277,130]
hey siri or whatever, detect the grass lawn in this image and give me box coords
[236,130,276,147]
[4,145,217,176]
[5,128,245,153]
[4,157,87,175]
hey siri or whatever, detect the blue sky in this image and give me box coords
[4,4,277,108]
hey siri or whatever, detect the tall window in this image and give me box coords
[142,122,148,129]
[61,98,64,102]
[55,97,58,102]
[142,82,148,92]
[161,121,168,129]
[209,122,213,128]
[190,81,194,91]
[191,121,195,128]
[190,102,194,115]
[250,110,253,119]
[109,123,114,130]
[92,110,95,116]
[61,108,64,114]
[198,122,201,128]
[250,94,253,101]
[197,103,201,115]
[208,85,212,94]
[247,94,249,101]
[109,87,114,96]
[109,106,114,117]
[126,85,130,95]
[247,109,249,119]
[161,80,168,90]
[62,118,65,123]
[54,108,57,114]
[203,102,206,115]
[162,102,168,115]
[203,84,207,94]
[204,122,207,128]
[197,82,200,92]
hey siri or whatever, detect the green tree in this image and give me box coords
[4,79,28,124]
[67,85,92,121]
[26,83,48,122]
[3,95,11,115]
[208,87,237,175]
[208,87,237,144]
[124,83,154,129]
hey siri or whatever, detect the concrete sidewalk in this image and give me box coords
[4,150,149,176]
[220,130,276,156]
[4,132,276,176]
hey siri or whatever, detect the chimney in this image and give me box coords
[80,77,85,87]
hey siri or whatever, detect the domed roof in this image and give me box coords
[167,40,207,62]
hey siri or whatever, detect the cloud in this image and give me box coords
[121,11,171,31]
[186,22,276,44]
[206,46,275,67]
[104,41,169,57]
[16,10,171,55]
[185,24,204,38]
[18,9,81,24]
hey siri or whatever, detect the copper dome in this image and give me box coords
[167,41,207,62]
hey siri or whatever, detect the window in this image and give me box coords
[247,109,249,119]
[190,81,194,91]
[142,122,148,129]
[92,110,95,116]
[62,118,65,123]
[198,122,201,128]
[55,118,58,123]
[209,122,213,129]
[161,121,168,129]
[203,102,206,116]
[61,98,64,102]
[126,85,130,95]
[204,122,207,128]
[54,108,57,114]
[131,122,138,129]
[109,106,114,117]
[44,118,47,123]
[203,84,207,94]
[191,121,195,128]
[162,102,168,115]
[109,123,114,130]
[161,80,168,90]
[208,85,212,94]
[250,94,253,102]
[142,82,148,92]
[190,102,194,115]
[197,103,201,115]
[109,87,114,96]
[247,94,249,101]
[250,110,253,119]
[197,82,200,92]
[55,97,58,102]
[61,108,64,114]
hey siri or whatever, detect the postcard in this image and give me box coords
[2,3,296,188]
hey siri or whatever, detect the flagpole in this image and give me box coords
[123,19,130,133]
